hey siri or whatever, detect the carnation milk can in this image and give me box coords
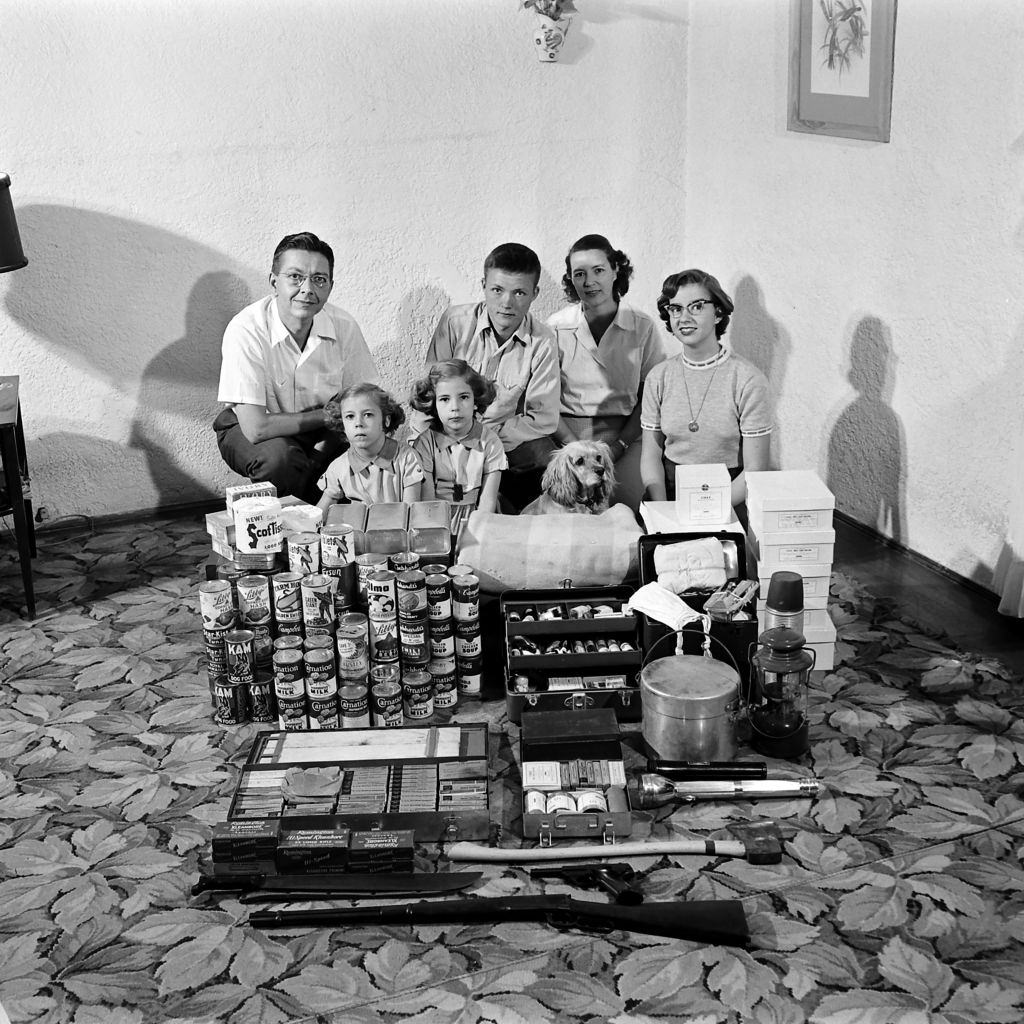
[639,632,742,762]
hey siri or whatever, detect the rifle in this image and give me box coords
[249,894,749,947]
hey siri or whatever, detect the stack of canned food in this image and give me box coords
[198,526,485,729]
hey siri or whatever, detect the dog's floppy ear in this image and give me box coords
[542,447,581,508]
[595,441,617,491]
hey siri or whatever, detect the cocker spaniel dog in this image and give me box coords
[520,440,616,516]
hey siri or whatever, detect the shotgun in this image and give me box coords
[249,894,749,947]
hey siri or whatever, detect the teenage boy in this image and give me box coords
[425,242,558,509]
[214,231,379,501]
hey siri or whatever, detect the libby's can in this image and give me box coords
[320,523,355,567]
[199,580,235,630]
[224,629,256,686]
[368,617,399,663]
[396,570,427,617]
[215,562,249,610]
[248,672,276,723]
[213,681,248,725]
[451,574,480,621]
[366,570,398,621]
[454,618,482,660]
[425,574,452,621]
[272,648,305,700]
[371,680,403,728]
[300,574,335,631]
[237,575,274,667]
[389,551,420,573]
[271,571,304,626]
[287,532,320,575]
[338,683,371,728]
[402,669,434,721]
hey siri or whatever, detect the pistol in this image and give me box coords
[529,863,643,905]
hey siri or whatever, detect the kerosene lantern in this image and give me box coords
[747,626,815,759]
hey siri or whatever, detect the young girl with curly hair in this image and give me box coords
[316,383,424,510]
[410,360,507,514]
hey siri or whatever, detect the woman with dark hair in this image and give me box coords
[641,269,772,508]
[547,234,676,507]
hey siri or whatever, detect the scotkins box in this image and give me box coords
[502,586,641,723]
[674,464,732,527]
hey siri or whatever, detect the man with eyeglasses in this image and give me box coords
[214,231,379,500]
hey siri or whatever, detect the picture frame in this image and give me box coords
[788,0,897,143]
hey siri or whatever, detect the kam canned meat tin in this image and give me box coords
[224,629,256,686]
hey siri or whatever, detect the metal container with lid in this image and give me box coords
[640,632,742,762]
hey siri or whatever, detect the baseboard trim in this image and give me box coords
[36,498,223,536]
[833,510,998,604]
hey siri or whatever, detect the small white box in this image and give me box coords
[746,470,835,513]
[205,509,235,545]
[751,528,835,567]
[640,500,741,535]
[807,642,835,671]
[745,542,830,584]
[674,464,732,527]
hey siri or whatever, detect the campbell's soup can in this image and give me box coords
[356,553,389,607]
[303,648,338,699]
[199,580,236,630]
[213,681,248,725]
[277,692,307,731]
[300,574,335,630]
[389,551,420,573]
[454,618,482,660]
[248,672,276,723]
[402,669,434,721]
[307,692,340,730]
[273,648,305,700]
[371,680,403,728]
[430,659,458,710]
[271,571,304,625]
[320,523,355,567]
[396,570,427,616]
[368,617,399,663]
[457,654,483,696]
[338,683,371,728]
[275,619,304,638]
[287,533,320,575]
[425,574,453,621]
[224,629,256,686]
[428,619,455,660]
[451,574,480,621]
[366,570,398,621]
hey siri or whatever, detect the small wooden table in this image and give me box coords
[0,375,36,617]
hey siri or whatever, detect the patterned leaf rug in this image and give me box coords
[0,516,1022,1024]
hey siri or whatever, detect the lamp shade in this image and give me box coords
[0,173,28,274]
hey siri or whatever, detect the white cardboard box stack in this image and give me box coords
[745,470,837,671]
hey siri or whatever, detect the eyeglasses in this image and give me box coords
[279,271,331,290]
[666,299,715,318]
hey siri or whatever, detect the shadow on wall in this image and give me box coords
[826,315,906,543]
[729,275,791,469]
[4,206,257,508]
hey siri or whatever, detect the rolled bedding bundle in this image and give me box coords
[654,537,727,594]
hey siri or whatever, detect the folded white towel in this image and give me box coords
[653,537,727,593]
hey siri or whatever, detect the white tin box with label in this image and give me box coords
[675,464,732,527]
[746,470,835,533]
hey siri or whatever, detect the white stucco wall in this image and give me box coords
[0,0,686,517]
[684,0,1024,587]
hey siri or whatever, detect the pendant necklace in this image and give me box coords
[682,363,719,432]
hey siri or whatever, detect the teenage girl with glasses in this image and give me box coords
[640,269,772,509]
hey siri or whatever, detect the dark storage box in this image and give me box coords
[501,586,641,723]
[518,709,632,844]
[637,532,756,690]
